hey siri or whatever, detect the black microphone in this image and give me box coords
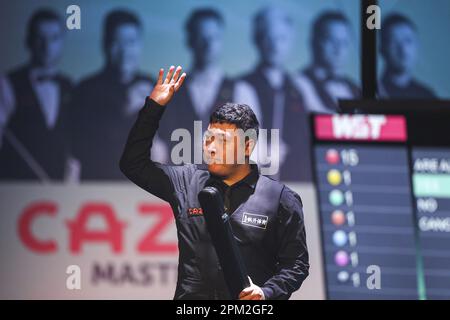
[198,186,250,299]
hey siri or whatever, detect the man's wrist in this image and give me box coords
[140,97,166,119]
[147,97,165,108]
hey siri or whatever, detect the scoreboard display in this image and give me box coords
[312,109,450,300]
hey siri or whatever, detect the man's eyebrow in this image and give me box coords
[208,129,227,135]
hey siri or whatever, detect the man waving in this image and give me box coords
[120,66,309,300]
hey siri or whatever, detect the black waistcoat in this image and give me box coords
[0,65,72,180]
[174,169,284,300]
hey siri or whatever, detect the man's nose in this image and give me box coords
[205,140,217,153]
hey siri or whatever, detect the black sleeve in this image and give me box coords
[261,187,310,300]
[119,97,196,215]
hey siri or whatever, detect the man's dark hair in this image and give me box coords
[380,13,417,50]
[103,9,142,52]
[311,10,350,45]
[26,8,63,49]
[209,103,259,138]
[185,8,224,37]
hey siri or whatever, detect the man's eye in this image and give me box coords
[204,135,215,145]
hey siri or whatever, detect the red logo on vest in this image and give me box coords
[187,207,204,217]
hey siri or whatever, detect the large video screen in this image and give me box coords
[0,0,361,183]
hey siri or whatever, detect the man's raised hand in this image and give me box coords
[150,66,186,106]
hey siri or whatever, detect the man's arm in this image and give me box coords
[119,66,188,208]
[262,187,310,300]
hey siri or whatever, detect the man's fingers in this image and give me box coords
[164,65,175,84]
[174,73,186,91]
[157,68,164,85]
[240,294,253,300]
[171,66,182,83]
[239,286,254,299]
[239,291,260,300]
[239,290,251,298]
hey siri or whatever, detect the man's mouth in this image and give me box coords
[205,156,224,165]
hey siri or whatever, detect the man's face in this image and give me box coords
[316,21,351,72]
[256,17,293,68]
[203,122,255,177]
[189,18,223,65]
[108,23,142,76]
[383,23,418,73]
[30,20,64,67]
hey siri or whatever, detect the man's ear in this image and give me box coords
[245,138,256,157]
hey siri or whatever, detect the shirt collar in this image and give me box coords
[30,66,58,83]
[240,163,259,189]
